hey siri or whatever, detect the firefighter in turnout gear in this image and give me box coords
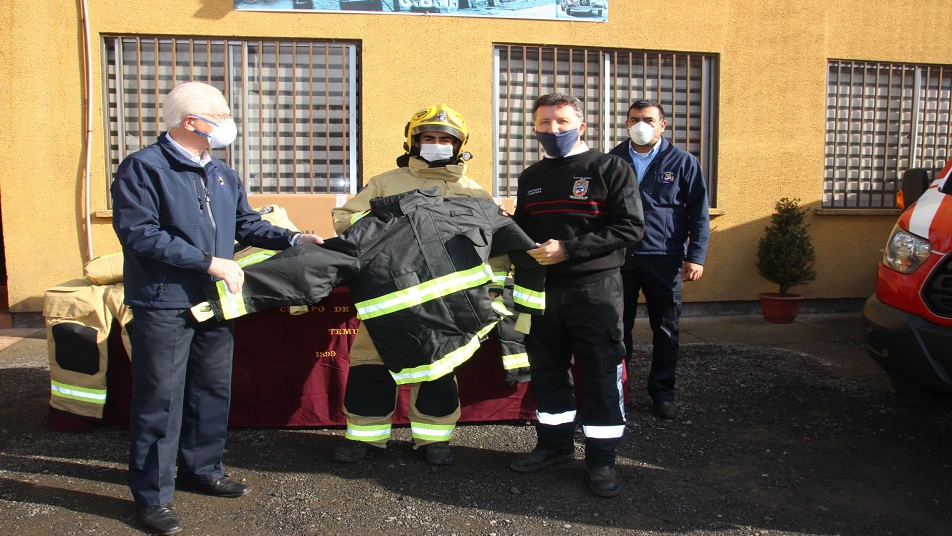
[330,104,502,466]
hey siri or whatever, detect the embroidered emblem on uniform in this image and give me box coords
[570,178,590,200]
[661,172,675,184]
[527,187,542,196]
[217,175,228,189]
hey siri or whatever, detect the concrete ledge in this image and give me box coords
[10,312,45,329]
[671,298,866,318]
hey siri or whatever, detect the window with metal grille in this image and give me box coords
[102,36,360,199]
[825,60,952,208]
[493,45,719,203]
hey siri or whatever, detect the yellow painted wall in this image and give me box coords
[1,0,951,312]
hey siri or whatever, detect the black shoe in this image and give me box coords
[509,447,574,473]
[654,401,678,420]
[589,465,621,497]
[175,476,250,498]
[424,442,453,466]
[136,504,182,535]
[333,440,385,463]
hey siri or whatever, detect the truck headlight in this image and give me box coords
[882,225,931,273]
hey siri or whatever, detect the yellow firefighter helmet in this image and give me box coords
[403,103,471,161]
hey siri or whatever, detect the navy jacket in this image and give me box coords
[111,134,295,309]
[609,136,710,264]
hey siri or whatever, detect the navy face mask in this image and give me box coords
[535,128,579,158]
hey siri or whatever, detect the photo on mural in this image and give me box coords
[234,0,608,22]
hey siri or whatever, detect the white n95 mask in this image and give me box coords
[629,122,655,146]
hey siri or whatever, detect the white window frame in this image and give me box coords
[493,44,719,203]
[102,35,361,200]
[825,60,952,208]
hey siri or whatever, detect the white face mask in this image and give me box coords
[194,117,238,149]
[629,121,656,146]
[419,143,455,163]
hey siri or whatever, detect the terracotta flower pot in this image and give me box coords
[759,292,803,324]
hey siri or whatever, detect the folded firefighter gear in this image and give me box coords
[44,280,130,419]
[198,188,545,384]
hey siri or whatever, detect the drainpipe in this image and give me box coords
[79,0,94,261]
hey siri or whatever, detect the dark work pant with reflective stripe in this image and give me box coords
[127,307,234,507]
[621,254,684,404]
[525,271,626,467]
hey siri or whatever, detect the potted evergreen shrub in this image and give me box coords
[756,197,817,323]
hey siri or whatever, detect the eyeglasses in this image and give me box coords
[192,112,232,122]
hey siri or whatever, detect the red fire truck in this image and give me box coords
[862,159,952,394]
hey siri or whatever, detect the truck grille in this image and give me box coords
[580,0,591,5]
[924,251,952,317]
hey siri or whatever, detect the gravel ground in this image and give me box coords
[2,319,952,535]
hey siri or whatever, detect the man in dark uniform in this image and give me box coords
[508,93,644,497]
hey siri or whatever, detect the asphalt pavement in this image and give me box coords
[9,312,934,536]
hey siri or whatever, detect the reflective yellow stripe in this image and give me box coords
[513,285,545,311]
[345,422,392,442]
[216,280,247,320]
[50,380,106,405]
[288,305,309,315]
[491,300,513,316]
[350,210,370,225]
[391,321,498,384]
[355,264,493,320]
[410,422,455,442]
[211,250,275,320]
[236,249,278,267]
[491,271,509,284]
[502,352,529,370]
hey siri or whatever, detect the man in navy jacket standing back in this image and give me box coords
[609,99,710,422]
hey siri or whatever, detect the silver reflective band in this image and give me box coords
[536,409,577,426]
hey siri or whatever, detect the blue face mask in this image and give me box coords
[535,128,579,158]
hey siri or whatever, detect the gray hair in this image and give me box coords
[531,93,584,122]
[162,82,227,129]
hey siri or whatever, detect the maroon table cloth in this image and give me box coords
[47,288,548,431]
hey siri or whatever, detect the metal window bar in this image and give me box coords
[102,35,360,203]
[824,59,952,208]
[494,44,718,204]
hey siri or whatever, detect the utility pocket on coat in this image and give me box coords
[377,329,423,372]
[391,266,421,290]
[446,227,490,271]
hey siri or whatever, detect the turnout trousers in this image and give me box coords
[127,307,235,506]
[525,271,627,468]
[342,326,461,449]
[621,254,684,404]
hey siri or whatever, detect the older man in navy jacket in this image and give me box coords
[609,99,710,422]
[111,81,322,535]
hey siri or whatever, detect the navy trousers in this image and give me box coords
[127,307,235,506]
[621,254,684,404]
[525,272,627,468]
